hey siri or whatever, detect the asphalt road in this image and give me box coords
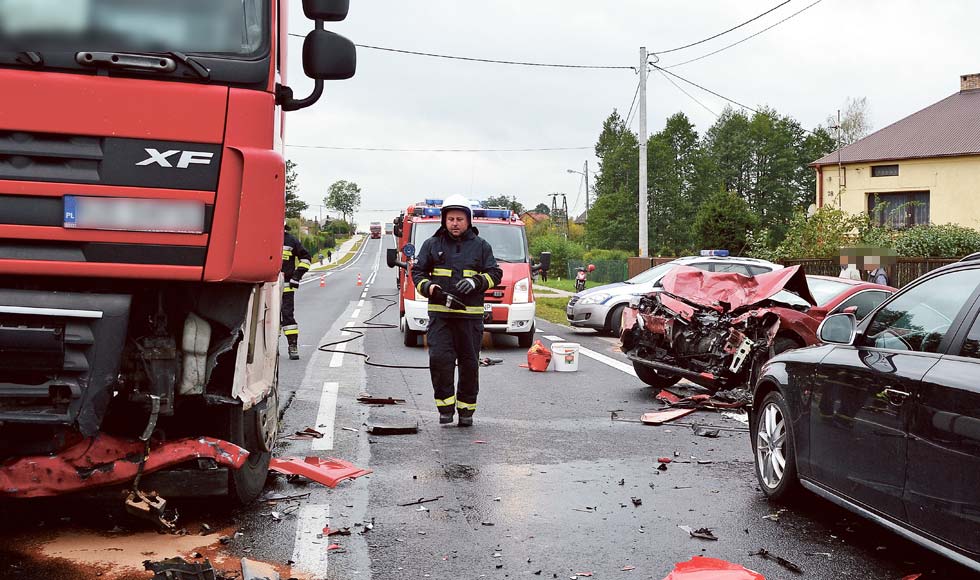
[0,234,973,580]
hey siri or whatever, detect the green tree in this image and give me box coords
[694,190,758,254]
[826,96,871,146]
[588,110,639,252]
[285,160,308,219]
[324,180,361,231]
[532,203,550,215]
[483,195,524,215]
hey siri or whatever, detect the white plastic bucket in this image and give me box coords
[551,342,580,372]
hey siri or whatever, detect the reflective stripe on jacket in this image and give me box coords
[283,229,312,281]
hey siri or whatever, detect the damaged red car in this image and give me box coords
[621,266,892,392]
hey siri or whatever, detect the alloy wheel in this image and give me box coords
[756,401,787,489]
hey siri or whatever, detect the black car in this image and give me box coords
[751,257,980,572]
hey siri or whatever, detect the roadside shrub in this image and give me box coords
[693,190,758,255]
[774,206,866,260]
[327,219,351,235]
[529,233,585,279]
[583,248,631,262]
[893,224,980,257]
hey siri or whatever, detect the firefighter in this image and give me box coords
[411,195,503,426]
[282,224,312,360]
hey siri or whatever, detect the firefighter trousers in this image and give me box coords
[282,288,298,345]
[427,316,483,417]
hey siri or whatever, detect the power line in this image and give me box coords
[285,144,591,152]
[288,33,634,70]
[657,68,717,117]
[624,76,642,128]
[654,66,759,114]
[652,0,794,55]
[664,0,825,68]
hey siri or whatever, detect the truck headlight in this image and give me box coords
[513,277,530,303]
[578,292,610,305]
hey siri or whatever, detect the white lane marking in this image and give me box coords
[357,300,364,307]
[351,308,361,319]
[311,381,340,450]
[292,504,330,577]
[540,334,637,377]
[328,343,347,367]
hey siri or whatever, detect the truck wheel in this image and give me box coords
[632,361,680,389]
[518,324,535,348]
[608,305,626,337]
[402,317,419,347]
[226,377,278,505]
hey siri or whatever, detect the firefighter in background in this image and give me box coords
[282,224,312,360]
[411,195,503,427]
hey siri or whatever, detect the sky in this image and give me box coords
[282,0,980,229]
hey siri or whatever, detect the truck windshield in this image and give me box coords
[0,0,266,57]
[411,222,528,263]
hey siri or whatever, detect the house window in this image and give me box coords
[868,191,929,228]
[871,164,900,177]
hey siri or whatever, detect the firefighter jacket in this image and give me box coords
[282,228,312,292]
[411,227,503,318]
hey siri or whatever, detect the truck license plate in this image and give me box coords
[64,195,206,233]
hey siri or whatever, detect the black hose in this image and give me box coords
[317,293,430,369]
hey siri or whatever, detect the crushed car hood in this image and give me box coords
[660,265,816,312]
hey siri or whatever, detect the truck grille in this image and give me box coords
[0,131,103,184]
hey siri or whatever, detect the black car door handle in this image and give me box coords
[884,387,911,405]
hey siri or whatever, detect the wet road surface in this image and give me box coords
[0,235,973,579]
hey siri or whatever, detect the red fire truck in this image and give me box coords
[369,221,382,239]
[0,0,355,506]
[388,199,550,348]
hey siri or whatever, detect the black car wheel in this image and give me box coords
[608,304,626,337]
[753,390,799,500]
[632,361,680,389]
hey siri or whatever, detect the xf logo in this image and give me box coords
[136,148,214,169]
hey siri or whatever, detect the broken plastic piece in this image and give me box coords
[694,427,720,438]
[357,396,406,405]
[622,565,636,571]
[661,557,764,580]
[125,489,177,531]
[0,434,248,498]
[367,422,419,435]
[398,496,443,507]
[269,457,372,488]
[145,557,218,580]
[241,557,281,580]
[631,497,642,507]
[287,427,325,440]
[642,408,696,425]
[679,525,718,540]
[749,549,803,574]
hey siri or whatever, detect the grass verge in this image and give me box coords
[311,236,364,271]
[536,278,603,293]
[535,297,571,326]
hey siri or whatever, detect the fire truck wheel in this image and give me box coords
[517,324,535,348]
[227,379,279,505]
[402,316,420,347]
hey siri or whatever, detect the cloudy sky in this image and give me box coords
[282,0,980,228]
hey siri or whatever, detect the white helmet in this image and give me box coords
[440,195,473,227]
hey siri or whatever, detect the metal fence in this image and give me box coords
[781,257,960,288]
[567,259,629,284]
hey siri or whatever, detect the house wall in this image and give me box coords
[815,155,980,228]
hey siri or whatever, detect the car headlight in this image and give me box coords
[628,295,642,308]
[578,292,611,305]
[513,277,530,303]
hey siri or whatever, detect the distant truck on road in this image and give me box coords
[385,222,394,235]
[370,222,382,239]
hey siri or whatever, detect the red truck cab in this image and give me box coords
[387,199,550,348]
[369,221,382,239]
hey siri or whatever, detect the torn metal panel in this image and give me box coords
[268,456,372,488]
[641,408,696,425]
[367,422,419,435]
[661,265,816,311]
[0,435,248,498]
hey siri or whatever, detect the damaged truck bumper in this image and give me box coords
[0,434,248,498]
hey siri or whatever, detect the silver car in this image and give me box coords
[566,256,783,335]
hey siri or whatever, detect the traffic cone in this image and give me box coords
[320,275,326,288]
[356,273,363,286]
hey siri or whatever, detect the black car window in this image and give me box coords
[959,313,980,359]
[865,269,980,353]
[710,263,753,275]
[834,290,890,320]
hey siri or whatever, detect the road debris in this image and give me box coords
[357,395,406,405]
[641,408,696,425]
[481,521,495,526]
[661,557,764,580]
[679,525,718,540]
[286,427,325,440]
[367,422,419,435]
[144,557,219,580]
[269,456,372,488]
[762,509,787,522]
[473,440,489,444]
[572,506,597,513]
[124,489,178,532]
[750,548,803,574]
[241,557,280,580]
[261,492,311,503]
[631,497,643,507]
[693,426,721,438]
[622,565,636,571]
[398,496,444,507]
[479,357,504,366]
[341,426,360,432]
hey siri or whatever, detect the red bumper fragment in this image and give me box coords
[269,456,372,488]
[0,435,249,498]
[662,557,765,579]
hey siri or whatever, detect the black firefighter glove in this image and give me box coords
[289,277,302,290]
[454,276,481,296]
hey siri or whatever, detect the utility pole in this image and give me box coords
[638,46,649,257]
[584,160,590,219]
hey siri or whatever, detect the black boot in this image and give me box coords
[457,415,473,427]
[439,413,455,425]
[287,335,300,360]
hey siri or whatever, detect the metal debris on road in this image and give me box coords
[749,548,803,574]
[286,427,325,440]
[341,426,360,432]
[124,489,178,532]
[481,521,495,526]
[144,557,220,580]
[572,506,597,513]
[679,525,719,540]
[473,440,489,444]
[398,496,444,507]
[269,456,372,488]
[762,509,787,522]
[641,408,697,425]
[693,426,721,438]
[479,357,504,366]
[241,557,281,580]
[631,497,643,507]
[357,395,406,405]
[661,557,764,580]
[367,422,419,435]
[622,565,636,571]
[262,492,312,503]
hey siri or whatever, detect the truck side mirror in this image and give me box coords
[303,30,356,81]
[304,0,350,21]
